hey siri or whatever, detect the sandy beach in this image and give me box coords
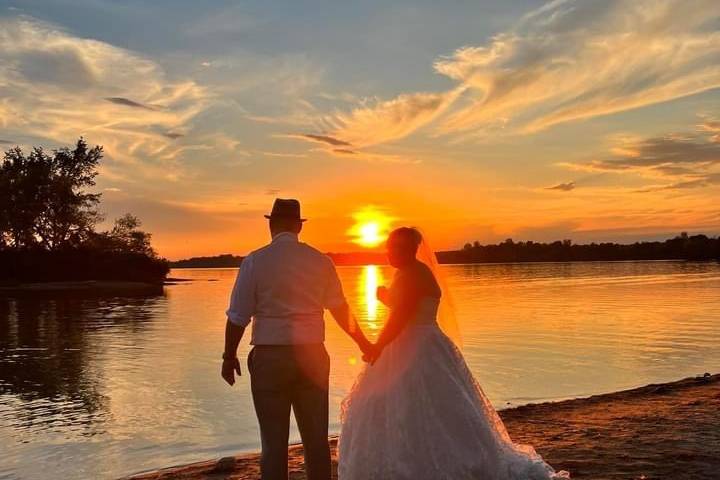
[123,373,719,480]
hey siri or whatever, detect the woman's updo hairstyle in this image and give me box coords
[389,227,422,254]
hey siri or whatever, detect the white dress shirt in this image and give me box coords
[226,232,347,345]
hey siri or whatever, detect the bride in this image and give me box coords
[338,227,569,480]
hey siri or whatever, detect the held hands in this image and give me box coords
[221,357,242,386]
[359,339,383,365]
[359,286,389,364]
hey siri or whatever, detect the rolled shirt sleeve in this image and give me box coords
[226,254,256,327]
[323,256,348,309]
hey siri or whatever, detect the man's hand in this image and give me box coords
[221,357,242,386]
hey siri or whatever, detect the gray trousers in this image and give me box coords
[248,344,331,480]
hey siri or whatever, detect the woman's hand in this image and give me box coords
[376,286,390,306]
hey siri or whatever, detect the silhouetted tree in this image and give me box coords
[0,139,169,283]
[0,139,102,249]
[90,214,156,257]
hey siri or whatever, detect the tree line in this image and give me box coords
[170,233,720,269]
[437,234,720,264]
[0,139,168,284]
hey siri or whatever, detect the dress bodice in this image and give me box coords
[411,296,440,325]
[387,272,440,326]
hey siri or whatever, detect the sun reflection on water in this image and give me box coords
[360,264,384,330]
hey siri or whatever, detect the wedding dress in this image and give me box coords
[338,296,569,479]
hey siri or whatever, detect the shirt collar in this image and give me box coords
[272,231,299,243]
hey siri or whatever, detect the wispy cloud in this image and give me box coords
[288,133,351,147]
[306,0,720,147]
[333,148,356,155]
[104,97,159,111]
[0,16,210,181]
[326,148,418,164]
[563,116,720,191]
[162,131,185,139]
[700,118,720,143]
[547,181,576,191]
[259,151,307,158]
[570,130,720,173]
[435,0,720,134]
[326,90,461,147]
[284,91,459,162]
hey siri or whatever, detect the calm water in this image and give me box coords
[1,261,719,479]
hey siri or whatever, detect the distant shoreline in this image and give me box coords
[169,257,720,269]
[122,373,720,480]
[168,233,720,268]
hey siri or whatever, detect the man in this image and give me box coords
[221,198,373,480]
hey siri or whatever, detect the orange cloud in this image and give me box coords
[327,90,461,148]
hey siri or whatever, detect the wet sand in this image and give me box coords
[124,373,719,479]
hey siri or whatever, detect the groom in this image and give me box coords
[221,198,373,480]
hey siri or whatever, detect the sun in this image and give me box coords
[348,207,393,248]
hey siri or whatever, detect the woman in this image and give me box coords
[338,227,569,479]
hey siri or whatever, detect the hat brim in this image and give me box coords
[264,215,307,222]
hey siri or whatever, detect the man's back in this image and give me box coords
[226,232,346,345]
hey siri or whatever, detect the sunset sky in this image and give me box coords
[1,0,719,259]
